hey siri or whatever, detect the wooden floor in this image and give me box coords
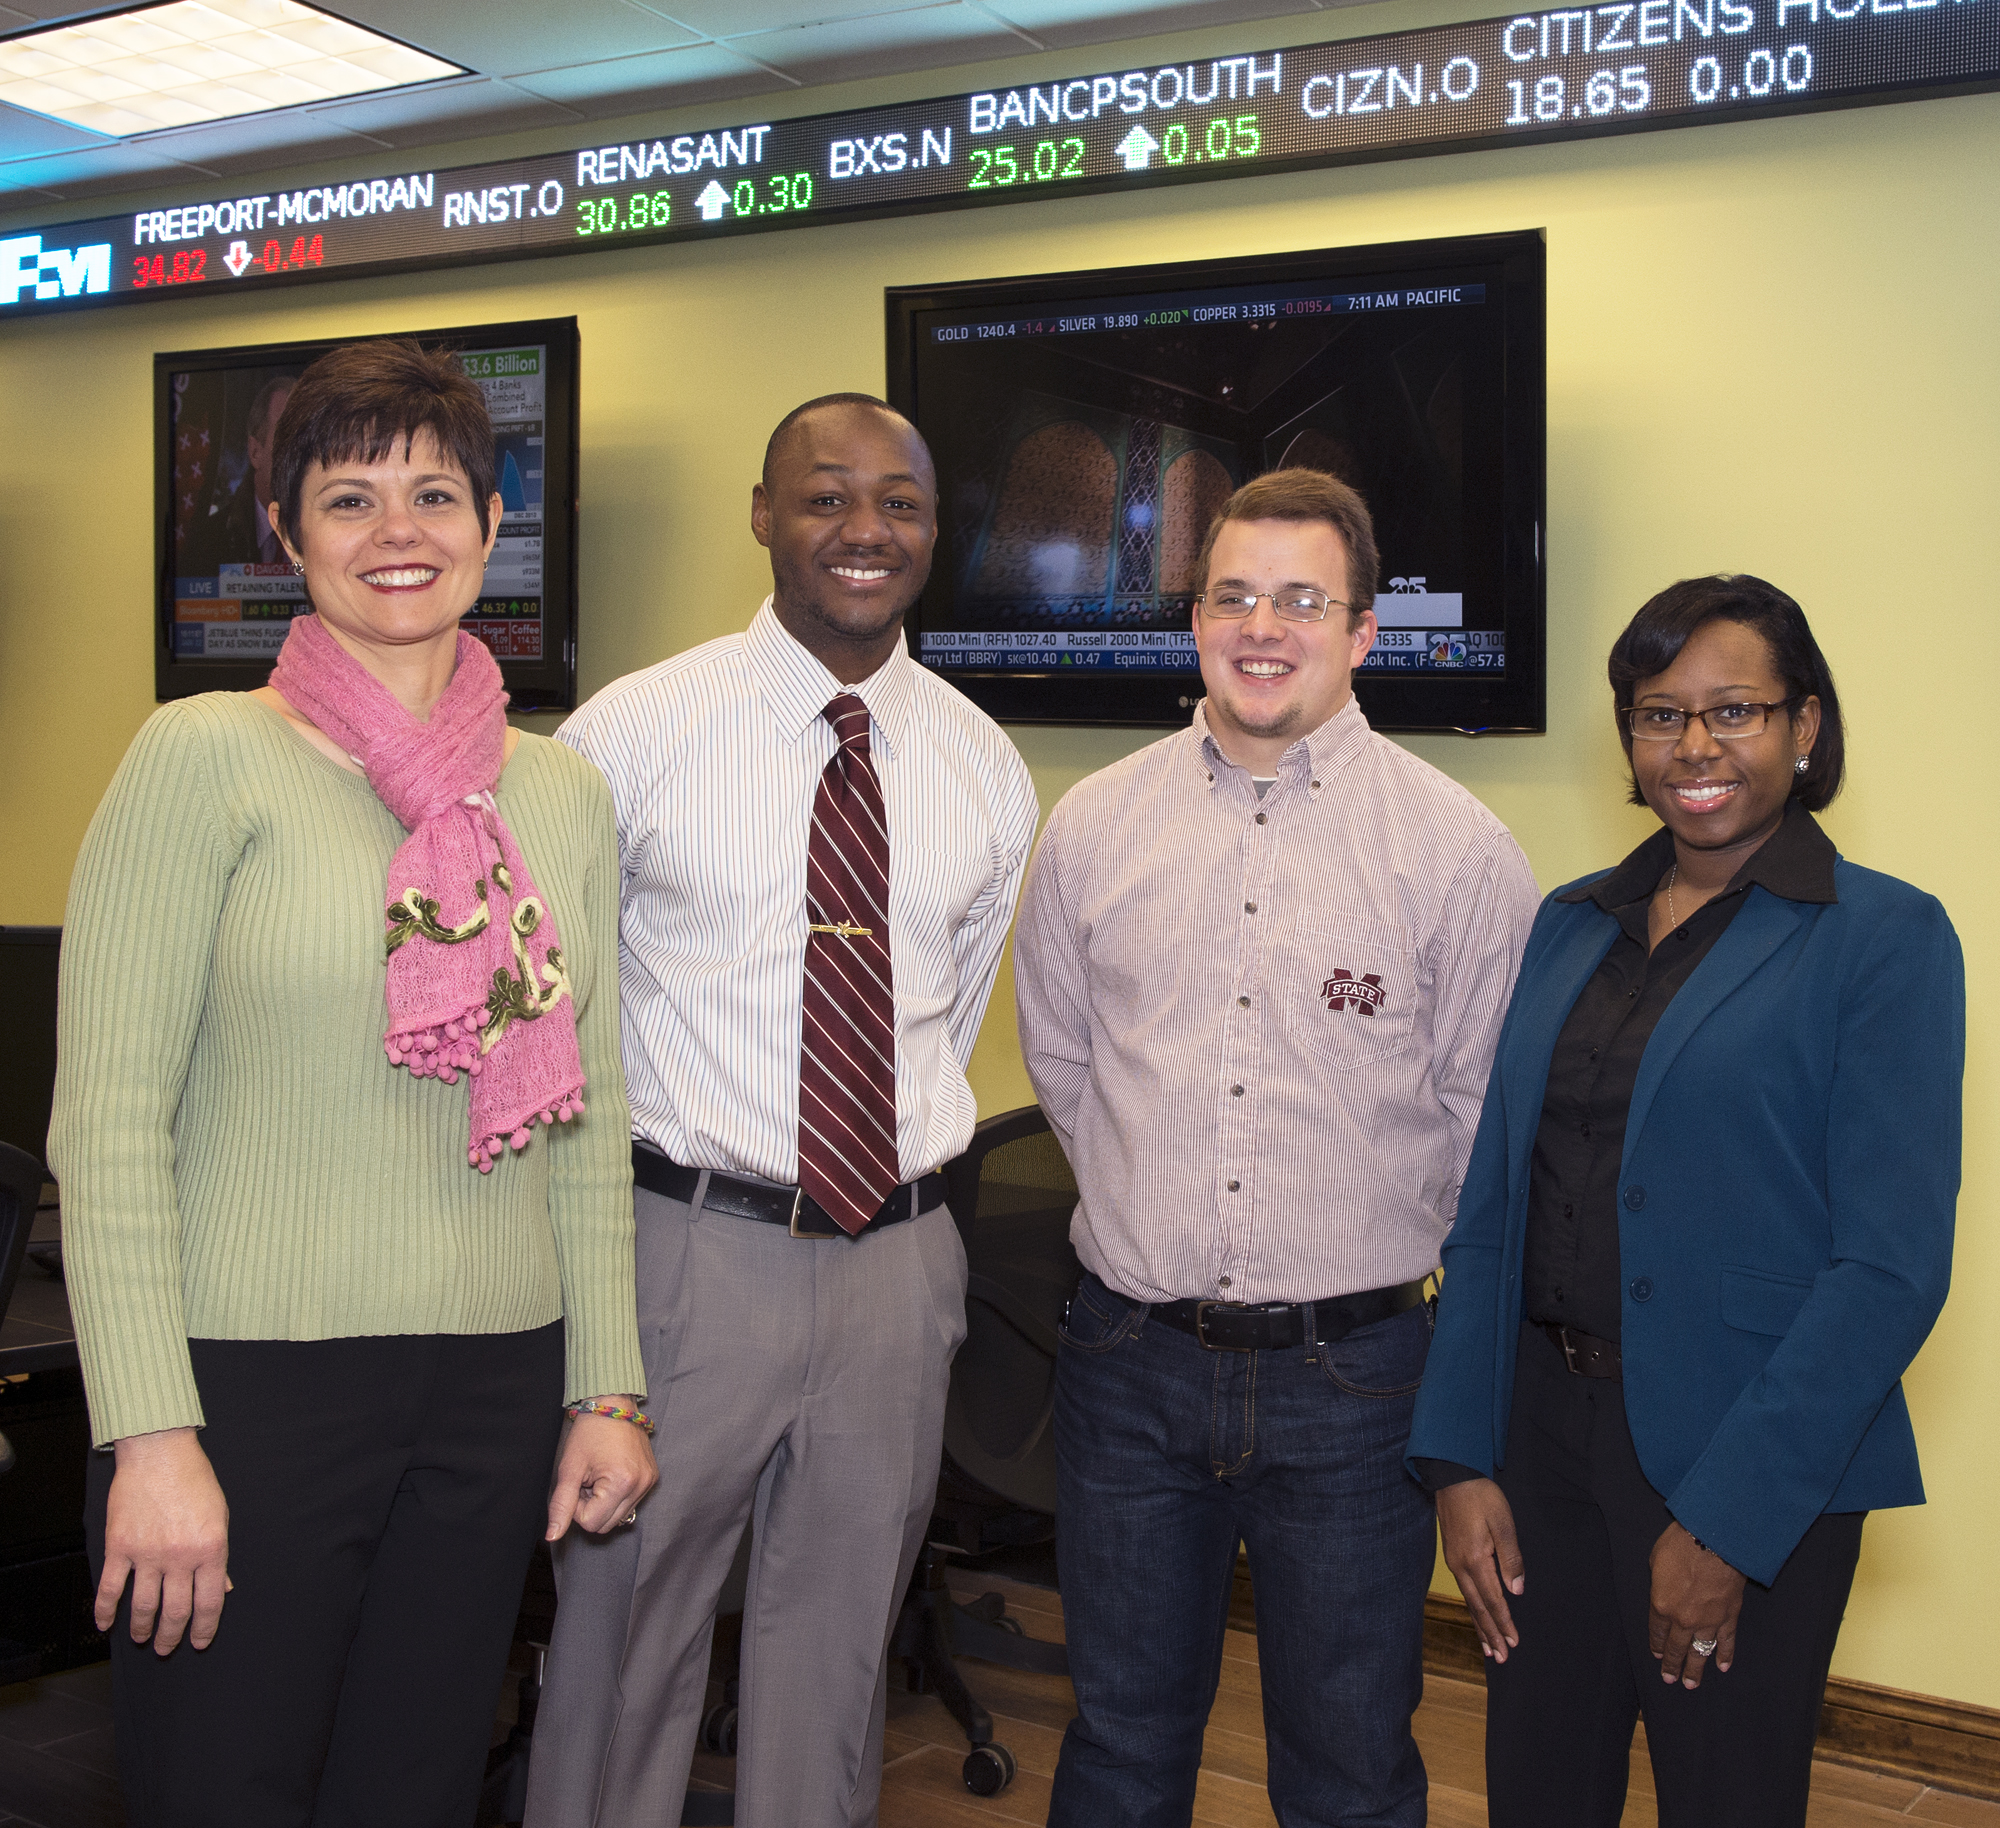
[842,1575,2000,1828]
[4,1578,1996,1826]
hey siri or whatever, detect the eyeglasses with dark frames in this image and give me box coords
[1622,697,1800,741]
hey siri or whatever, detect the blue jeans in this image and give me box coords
[1048,1272,1434,1828]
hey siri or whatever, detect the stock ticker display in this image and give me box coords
[4,0,1996,315]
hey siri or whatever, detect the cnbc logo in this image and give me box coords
[1,233,113,307]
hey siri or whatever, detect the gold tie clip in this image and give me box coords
[808,921,874,938]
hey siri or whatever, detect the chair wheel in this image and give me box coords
[700,1702,738,1755]
[963,1743,1015,1797]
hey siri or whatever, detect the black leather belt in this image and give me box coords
[1539,1321,1622,1378]
[1150,1278,1428,1352]
[632,1144,944,1240]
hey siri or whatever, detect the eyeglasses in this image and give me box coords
[1622,697,1799,741]
[1197,589,1346,624]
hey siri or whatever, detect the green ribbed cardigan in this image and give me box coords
[50,694,646,1447]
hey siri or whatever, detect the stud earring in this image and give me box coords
[291,561,305,575]
[1794,755,1810,774]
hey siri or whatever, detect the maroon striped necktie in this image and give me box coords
[799,693,899,1236]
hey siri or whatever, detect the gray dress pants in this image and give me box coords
[524,1174,968,1828]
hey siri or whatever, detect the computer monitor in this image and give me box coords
[886,231,1546,732]
[153,316,580,710]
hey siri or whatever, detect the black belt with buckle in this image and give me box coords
[1539,1321,1622,1378]
[1150,1278,1428,1352]
[632,1144,945,1240]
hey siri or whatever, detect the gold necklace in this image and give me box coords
[1666,863,1679,928]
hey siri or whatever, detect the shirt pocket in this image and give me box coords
[1719,1263,1814,1337]
[1281,913,1418,1071]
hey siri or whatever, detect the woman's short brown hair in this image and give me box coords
[1192,468,1380,626]
[269,340,497,545]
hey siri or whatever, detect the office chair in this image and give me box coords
[0,1141,42,1481]
[887,1103,1078,1797]
[0,1140,45,1683]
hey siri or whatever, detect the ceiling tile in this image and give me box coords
[655,0,954,35]
[326,0,703,80]
[0,136,197,201]
[977,0,1323,50]
[0,0,127,19]
[0,96,108,157]
[306,74,580,145]
[732,3,1027,85]
[129,105,383,175]
[508,40,786,117]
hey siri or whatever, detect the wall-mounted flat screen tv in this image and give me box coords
[886,233,1544,732]
[154,316,579,710]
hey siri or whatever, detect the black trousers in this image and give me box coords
[1484,1322,1864,1828]
[85,1323,565,1828]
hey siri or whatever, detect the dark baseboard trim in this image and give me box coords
[1423,1593,2000,1801]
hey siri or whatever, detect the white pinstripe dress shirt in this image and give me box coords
[1014,697,1541,1306]
[558,600,1039,1187]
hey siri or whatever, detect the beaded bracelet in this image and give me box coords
[565,1400,656,1437]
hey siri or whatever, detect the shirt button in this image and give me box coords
[1624,1185,1647,1211]
[1231,1084,1245,1097]
[1630,1277,1653,1301]
[1237,995,1250,1008]
[1218,1276,1233,1289]
[1580,1122,1591,1139]
[1227,1178,1240,1192]
[1311,779,1321,789]
[1255,812,1267,824]
[1244,902,1257,914]
[1563,1203,1573,1219]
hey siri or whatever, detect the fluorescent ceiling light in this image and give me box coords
[0,0,462,138]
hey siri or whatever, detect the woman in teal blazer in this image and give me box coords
[1406,575,1962,1828]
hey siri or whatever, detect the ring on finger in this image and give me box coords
[1691,1637,1718,1657]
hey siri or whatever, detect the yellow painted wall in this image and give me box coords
[2,9,1993,1708]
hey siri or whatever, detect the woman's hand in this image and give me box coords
[546,1398,659,1540]
[97,1427,231,1655]
[1437,1477,1525,1661]
[1648,1521,1747,1688]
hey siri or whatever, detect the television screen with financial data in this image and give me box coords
[153,316,579,710]
[887,233,1545,732]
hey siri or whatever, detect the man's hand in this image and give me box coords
[98,1427,231,1655]
[1437,1478,1525,1661]
[546,1399,659,1540]
[1648,1521,1747,1688]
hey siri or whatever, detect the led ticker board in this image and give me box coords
[4,0,1995,317]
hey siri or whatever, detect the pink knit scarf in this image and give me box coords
[270,613,585,1172]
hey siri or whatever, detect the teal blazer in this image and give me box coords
[1406,852,1963,1585]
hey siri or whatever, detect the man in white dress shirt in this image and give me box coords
[525,396,1038,1828]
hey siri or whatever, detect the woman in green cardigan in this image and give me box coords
[52,341,654,1824]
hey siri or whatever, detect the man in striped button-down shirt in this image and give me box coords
[526,396,1037,1828]
[1015,470,1540,1827]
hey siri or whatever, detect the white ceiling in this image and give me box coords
[0,0,1354,205]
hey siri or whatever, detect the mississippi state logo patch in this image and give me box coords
[1322,969,1385,1016]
